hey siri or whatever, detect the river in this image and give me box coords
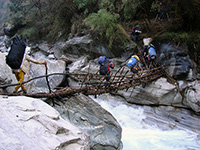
[89,94,200,150]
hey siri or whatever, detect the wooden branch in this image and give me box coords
[45,63,51,93]
[0,65,169,99]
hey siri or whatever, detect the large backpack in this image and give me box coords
[98,56,109,65]
[148,44,156,60]
[127,57,137,68]
[99,63,109,75]
[6,36,26,69]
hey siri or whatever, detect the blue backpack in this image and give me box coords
[98,56,109,65]
[127,57,137,68]
[148,46,156,60]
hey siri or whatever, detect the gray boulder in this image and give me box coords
[53,93,122,150]
[0,95,90,150]
[0,52,16,90]
[52,34,114,59]
[117,77,200,113]
[157,43,196,80]
[118,77,183,107]
[182,80,200,112]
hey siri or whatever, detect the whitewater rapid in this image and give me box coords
[89,94,200,150]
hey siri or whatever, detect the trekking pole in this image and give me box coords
[137,46,149,70]
[155,14,159,21]
[45,63,51,93]
[166,13,170,21]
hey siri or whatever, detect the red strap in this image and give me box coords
[108,63,111,73]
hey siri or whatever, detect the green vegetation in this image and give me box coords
[84,9,121,47]
[0,0,200,64]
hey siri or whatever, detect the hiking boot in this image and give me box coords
[23,90,27,94]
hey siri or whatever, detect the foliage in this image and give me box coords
[154,32,200,44]
[73,0,98,14]
[84,9,129,48]
[3,0,200,45]
[7,0,76,41]
[122,0,141,19]
[20,27,37,39]
[150,0,159,14]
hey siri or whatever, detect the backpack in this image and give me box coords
[6,36,26,69]
[99,63,109,75]
[98,56,109,65]
[127,57,137,68]
[148,44,156,60]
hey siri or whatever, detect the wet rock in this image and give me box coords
[183,80,200,112]
[157,43,196,80]
[143,105,200,133]
[53,93,122,150]
[118,77,183,107]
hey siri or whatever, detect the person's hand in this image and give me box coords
[42,61,47,65]
[39,61,47,65]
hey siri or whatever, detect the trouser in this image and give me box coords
[105,73,110,86]
[133,35,139,44]
[14,69,27,92]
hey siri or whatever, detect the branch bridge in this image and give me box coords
[0,65,177,99]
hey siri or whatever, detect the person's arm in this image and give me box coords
[138,62,143,72]
[135,29,142,33]
[25,54,46,65]
[109,61,114,69]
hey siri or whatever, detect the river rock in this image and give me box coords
[157,43,196,80]
[0,95,90,150]
[118,77,183,106]
[182,80,200,112]
[0,52,16,88]
[53,93,122,150]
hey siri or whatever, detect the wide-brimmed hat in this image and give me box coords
[143,38,152,46]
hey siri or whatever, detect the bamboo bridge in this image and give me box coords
[0,65,178,99]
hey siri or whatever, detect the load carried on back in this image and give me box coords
[98,56,110,75]
[98,56,114,86]
[143,38,157,68]
[6,36,26,70]
[5,36,46,94]
[127,55,142,73]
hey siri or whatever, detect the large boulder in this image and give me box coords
[118,78,183,107]
[0,95,90,150]
[157,43,196,80]
[53,93,122,150]
[51,34,114,59]
[182,80,200,112]
[51,34,137,60]
[117,77,200,113]
[0,52,15,87]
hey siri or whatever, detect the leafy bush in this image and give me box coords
[20,27,36,39]
[122,0,141,19]
[74,0,98,14]
[84,9,123,47]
